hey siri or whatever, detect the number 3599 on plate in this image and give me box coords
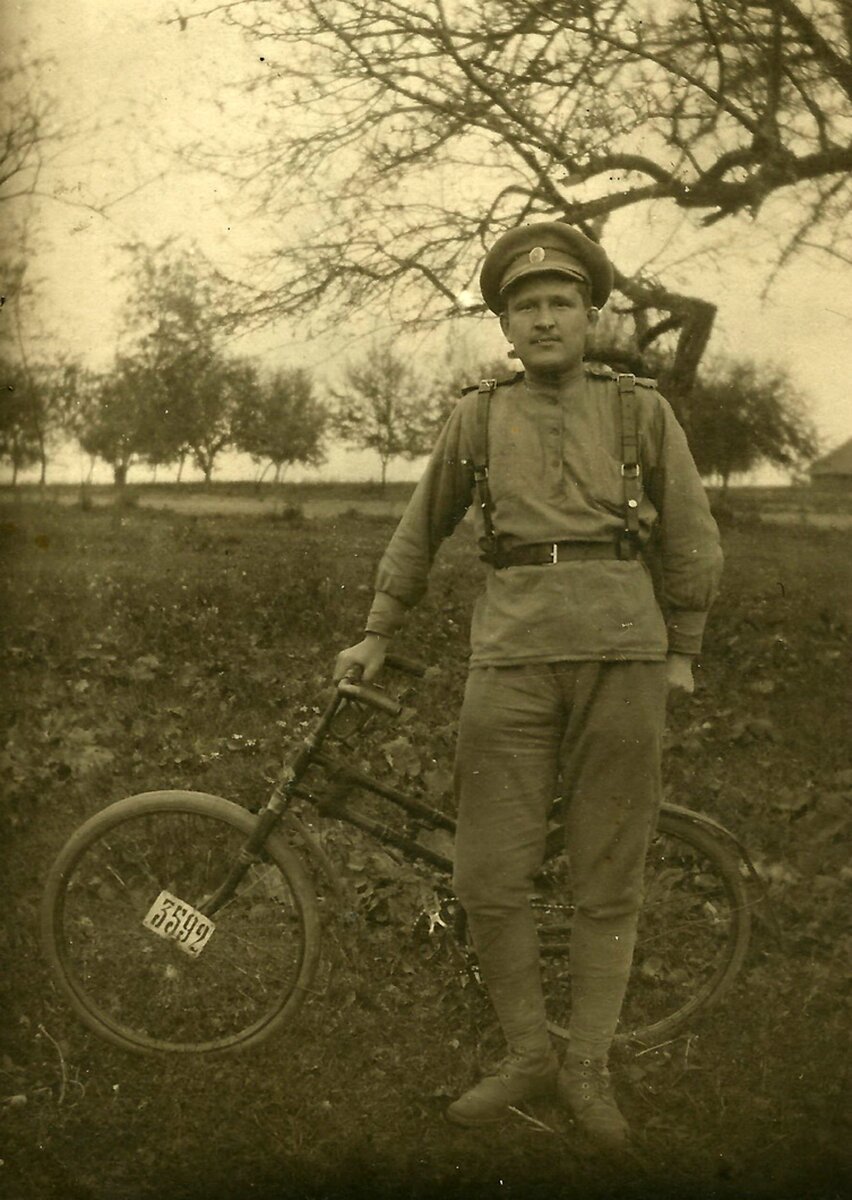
[142,890,216,958]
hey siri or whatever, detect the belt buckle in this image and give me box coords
[549,543,559,564]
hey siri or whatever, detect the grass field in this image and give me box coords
[0,491,849,1200]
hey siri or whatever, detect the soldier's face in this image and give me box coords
[499,276,597,374]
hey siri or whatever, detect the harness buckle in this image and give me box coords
[549,543,559,564]
[621,462,640,479]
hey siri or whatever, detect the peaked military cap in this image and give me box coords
[479,221,614,313]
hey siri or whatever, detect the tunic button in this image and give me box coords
[627,499,639,508]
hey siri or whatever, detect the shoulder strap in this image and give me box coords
[469,372,646,566]
[460,371,524,396]
[472,379,499,565]
[617,373,642,560]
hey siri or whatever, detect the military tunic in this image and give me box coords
[365,362,722,663]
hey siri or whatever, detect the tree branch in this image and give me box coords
[775,0,852,103]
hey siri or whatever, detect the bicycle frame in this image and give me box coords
[41,661,765,1054]
[200,669,455,914]
[201,666,768,930]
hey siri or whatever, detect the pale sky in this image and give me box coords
[5,0,852,484]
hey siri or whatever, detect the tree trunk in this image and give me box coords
[86,455,96,484]
[114,462,127,487]
[176,452,186,483]
[273,461,284,484]
[253,461,271,493]
[380,455,388,492]
[195,447,215,487]
[39,449,47,487]
[11,459,18,487]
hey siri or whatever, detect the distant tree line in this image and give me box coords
[1,246,818,491]
[2,247,330,487]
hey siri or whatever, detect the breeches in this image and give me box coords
[452,660,667,1056]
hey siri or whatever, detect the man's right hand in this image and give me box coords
[333,633,388,683]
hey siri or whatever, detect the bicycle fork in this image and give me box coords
[197,692,347,915]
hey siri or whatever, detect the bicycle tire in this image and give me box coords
[41,790,322,1054]
[535,809,751,1047]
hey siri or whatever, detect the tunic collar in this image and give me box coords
[522,361,586,399]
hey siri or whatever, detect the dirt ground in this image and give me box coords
[0,491,850,1200]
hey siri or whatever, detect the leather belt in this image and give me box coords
[493,540,630,569]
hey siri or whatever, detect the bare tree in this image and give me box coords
[73,362,145,487]
[232,367,327,483]
[0,49,134,484]
[0,355,40,484]
[118,244,255,484]
[187,357,260,484]
[0,240,80,486]
[182,0,852,402]
[0,53,65,211]
[328,341,433,489]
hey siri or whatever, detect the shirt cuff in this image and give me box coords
[365,591,408,639]
[666,610,708,655]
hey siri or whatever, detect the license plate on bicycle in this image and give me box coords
[142,890,216,958]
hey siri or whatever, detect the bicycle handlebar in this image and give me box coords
[384,653,426,678]
[335,653,426,716]
[337,679,403,717]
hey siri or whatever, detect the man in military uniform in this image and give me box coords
[334,221,722,1144]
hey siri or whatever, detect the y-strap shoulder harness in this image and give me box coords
[462,368,654,567]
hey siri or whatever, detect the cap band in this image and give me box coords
[498,246,592,298]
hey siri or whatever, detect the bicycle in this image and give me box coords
[41,656,760,1056]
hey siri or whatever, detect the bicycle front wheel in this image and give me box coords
[536,809,751,1047]
[42,791,321,1054]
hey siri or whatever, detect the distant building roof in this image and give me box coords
[810,437,852,477]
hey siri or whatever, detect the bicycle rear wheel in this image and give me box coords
[535,810,751,1046]
[42,791,321,1054]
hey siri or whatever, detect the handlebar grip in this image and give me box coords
[337,679,403,717]
[384,653,427,678]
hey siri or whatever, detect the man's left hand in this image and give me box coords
[666,653,695,695]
